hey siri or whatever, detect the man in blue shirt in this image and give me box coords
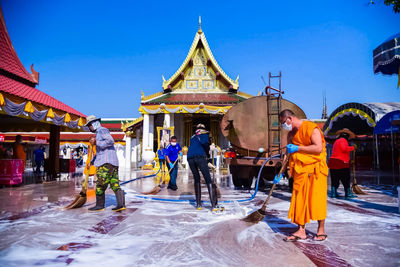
[165,136,182,191]
[34,146,45,175]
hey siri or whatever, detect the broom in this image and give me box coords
[242,155,289,223]
[351,150,367,195]
[142,158,179,195]
[65,173,89,209]
[65,147,93,209]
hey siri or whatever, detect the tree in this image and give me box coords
[384,0,400,13]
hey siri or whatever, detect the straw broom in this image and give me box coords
[142,158,179,195]
[351,150,367,195]
[242,155,289,223]
[65,147,93,209]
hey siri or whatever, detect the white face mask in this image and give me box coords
[171,142,177,146]
[281,119,292,131]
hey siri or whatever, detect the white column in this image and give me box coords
[149,115,154,151]
[125,135,132,170]
[142,114,149,156]
[170,113,174,128]
[136,128,141,163]
[164,113,171,128]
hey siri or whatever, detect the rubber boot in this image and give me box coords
[112,189,126,212]
[88,193,105,212]
[206,183,217,211]
[330,186,340,198]
[345,187,357,199]
[194,182,202,210]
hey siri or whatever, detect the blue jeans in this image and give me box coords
[167,162,178,187]
[35,160,42,174]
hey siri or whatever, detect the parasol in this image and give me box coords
[373,33,400,88]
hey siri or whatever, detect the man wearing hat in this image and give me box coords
[85,115,125,212]
[187,124,218,211]
[328,128,357,199]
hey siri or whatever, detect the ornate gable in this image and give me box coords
[162,18,239,93]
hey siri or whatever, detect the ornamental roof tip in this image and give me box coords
[163,22,237,90]
[121,116,143,132]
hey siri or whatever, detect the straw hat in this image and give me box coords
[84,115,101,127]
[336,128,356,139]
[196,123,206,130]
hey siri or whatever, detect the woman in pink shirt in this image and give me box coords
[328,129,357,198]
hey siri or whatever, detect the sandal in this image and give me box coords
[283,234,307,242]
[313,234,328,241]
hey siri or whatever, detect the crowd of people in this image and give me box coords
[0,112,362,243]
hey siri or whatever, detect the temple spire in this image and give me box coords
[198,16,202,34]
[321,90,328,119]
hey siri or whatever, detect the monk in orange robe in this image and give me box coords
[12,135,26,168]
[279,109,329,242]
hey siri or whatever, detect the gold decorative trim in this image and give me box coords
[141,91,164,102]
[121,116,144,132]
[237,91,253,99]
[163,28,238,90]
[138,104,232,115]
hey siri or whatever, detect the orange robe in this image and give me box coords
[288,121,329,225]
[84,145,97,176]
[12,143,26,167]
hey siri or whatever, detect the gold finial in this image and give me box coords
[235,75,239,84]
[162,75,166,82]
[141,90,144,99]
[198,16,202,34]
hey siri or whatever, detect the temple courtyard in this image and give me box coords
[0,168,399,267]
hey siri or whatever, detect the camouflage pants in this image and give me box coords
[96,164,120,195]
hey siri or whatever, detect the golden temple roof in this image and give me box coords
[162,19,239,92]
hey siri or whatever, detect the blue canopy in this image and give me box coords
[373,110,400,135]
[373,33,400,75]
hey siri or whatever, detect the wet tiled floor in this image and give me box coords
[0,167,399,266]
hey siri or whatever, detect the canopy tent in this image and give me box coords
[323,102,400,171]
[373,110,400,175]
[373,33,400,88]
[323,102,400,136]
[373,110,400,135]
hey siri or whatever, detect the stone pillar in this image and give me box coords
[164,113,170,128]
[136,128,141,163]
[149,114,154,151]
[170,113,174,128]
[49,124,60,180]
[125,134,132,171]
[142,114,149,155]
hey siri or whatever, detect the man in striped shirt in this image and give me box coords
[85,115,126,212]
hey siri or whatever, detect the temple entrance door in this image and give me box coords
[192,115,210,132]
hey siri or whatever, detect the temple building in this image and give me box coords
[122,19,252,169]
[0,6,86,180]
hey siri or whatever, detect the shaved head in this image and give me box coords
[279,109,295,122]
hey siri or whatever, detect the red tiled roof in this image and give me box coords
[0,7,85,118]
[0,8,37,84]
[0,75,85,117]
[143,93,245,105]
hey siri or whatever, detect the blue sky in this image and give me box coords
[1,0,399,119]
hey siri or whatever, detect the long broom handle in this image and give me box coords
[261,155,289,211]
[158,157,179,186]
[352,150,357,184]
[82,146,93,192]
